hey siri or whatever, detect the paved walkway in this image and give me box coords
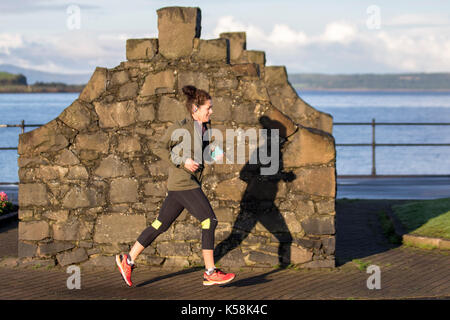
[337,175,450,200]
[0,200,449,300]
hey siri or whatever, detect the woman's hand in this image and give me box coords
[184,158,199,172]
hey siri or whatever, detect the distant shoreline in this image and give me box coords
[2,87,450,94]
[293,87,450,92]
[0,85,84,93]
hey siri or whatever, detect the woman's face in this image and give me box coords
[193,99,213,123]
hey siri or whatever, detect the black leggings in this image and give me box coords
[137,188,218,250]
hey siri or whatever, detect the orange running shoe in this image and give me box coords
[116,254,135,287]
[203,268,235,286]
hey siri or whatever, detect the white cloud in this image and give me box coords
[320,21,357,44]
[384,13,450,27]
[210,15,450,73]
[0,33,24,54]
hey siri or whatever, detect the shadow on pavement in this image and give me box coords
[334,199,409,266]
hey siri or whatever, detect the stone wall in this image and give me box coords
[17,6,336,270]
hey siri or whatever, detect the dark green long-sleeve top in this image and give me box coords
[153,116,212,191]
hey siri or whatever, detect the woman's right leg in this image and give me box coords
[131,191,184,261]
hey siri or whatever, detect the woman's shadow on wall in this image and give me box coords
[214,117,296,272]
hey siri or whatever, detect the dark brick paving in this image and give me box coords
[1,200,449,300]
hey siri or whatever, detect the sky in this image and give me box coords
[1,0,450,75]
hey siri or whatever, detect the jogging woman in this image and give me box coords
[116,85,235,287]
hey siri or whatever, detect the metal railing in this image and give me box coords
[334,119,450,176]
[1,119,450,180]
[0,121,43,151]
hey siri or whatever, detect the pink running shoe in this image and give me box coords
[116,254,135,287]
[203,268,236,286]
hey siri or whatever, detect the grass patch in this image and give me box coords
[377,210,402,244]
[352,259,372,271]
[392,198,450,240]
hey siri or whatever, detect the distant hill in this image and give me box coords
[0,71,85,93]
[0,71,27,86]
[288,73,450,91]
[1,64,450,91]
[0,64,91,85]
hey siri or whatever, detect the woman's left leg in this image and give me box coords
[175,188,219,270]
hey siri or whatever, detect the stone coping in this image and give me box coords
[402,234,450,250]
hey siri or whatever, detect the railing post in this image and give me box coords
[21,120,25,134]
[371,118,376,176]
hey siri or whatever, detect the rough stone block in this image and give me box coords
[66,165,89,180]
[240,80,269,101]
[18,241,37,258]
[43,210,69,222]
[173,223,201,241]
[157,7,201,59]
[210,96,232,122]
[19,183,49,207]
[53,220,93,241]
[284,127,335,167]
[157,242,191,257]
[217,248,245,267]
[111,70,129,86]
[54,149,80,166]
[144,182,167,197]
[316,199,335,214]
[260,105,298,138]
[231,63,259,78]
[56,248,88,266]
[62,186,105,209]
[214,177,247,201]
[318,111,333,134]
[265,66,288,85]
[79,67,107,102]
[241,50,265,66]
[126,38,158,60]
[197,38,228,62]
[110,178,139,203]
[163,257,189,268]
[19,221,49,241]
[117,136,141,153]
[94,214,146,243]
[18,120,69,155]
[157,95,188,122]
[290,245,313,264]
[94,100,138,128]
[118,82,139,100]
[247,251,278,266]
[81,255,116,269]
[301,216,335,235]
[38,242,75,256]
[177,71,209,93]
[74,132,109,152]
[137,104,156,122]
[94,155,132,178]
[292,167,336,197]
[58,99,92,131]
[140,70,176,96]
[220,32,246,61]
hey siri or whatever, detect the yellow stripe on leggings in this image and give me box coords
[152,219,162,230]
[201,218,210,229]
